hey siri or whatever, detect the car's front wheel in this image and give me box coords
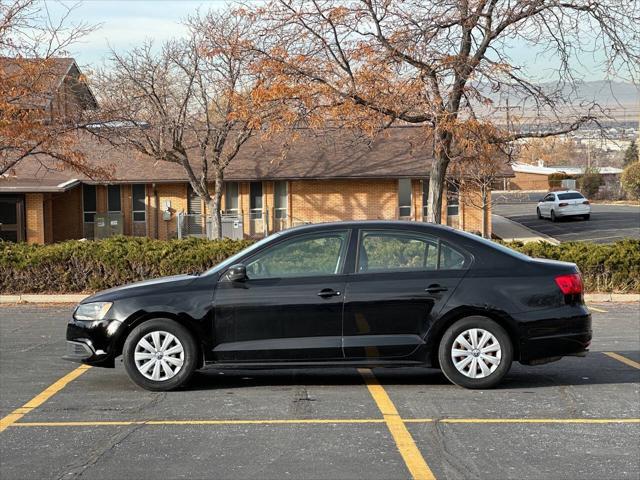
[123,318,198,391]
[550,210,557,222]
[536,207,542,219]
[438,316,513,389]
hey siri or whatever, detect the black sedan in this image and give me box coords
[65,221,591,391]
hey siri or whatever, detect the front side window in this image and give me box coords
[246,231,349,279]
[358,231,439,273]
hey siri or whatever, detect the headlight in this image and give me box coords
[74,302,113,321]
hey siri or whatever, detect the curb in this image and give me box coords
[491,214,560,245]
[1,293,638,304]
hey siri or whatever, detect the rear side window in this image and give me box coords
[357,230,468,273]
[557,192,584,200]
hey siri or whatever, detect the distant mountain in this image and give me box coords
[544,80,639,107]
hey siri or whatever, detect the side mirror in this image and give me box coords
[226,264,248,282]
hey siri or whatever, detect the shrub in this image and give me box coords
[577,170,603,197]
[1,237,638,294]
[503,240,640,293]
[0,236,252,293]
[548,172,573,189]
[621,161,640,199]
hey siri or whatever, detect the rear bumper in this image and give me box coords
[516,308,592,364]
[556,206,590,217]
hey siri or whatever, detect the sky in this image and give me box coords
[45,0,622,83]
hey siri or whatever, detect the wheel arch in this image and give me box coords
[426,306,521,367]
[114,312,205,368]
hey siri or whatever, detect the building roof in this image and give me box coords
[511,162,623,176]
[0,127,514,192]
[0,57,97,110]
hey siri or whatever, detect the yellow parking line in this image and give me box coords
[9,417,640,428]
[604,352,640,370]
[0,365,91,433]
[358,368,436,480]
[587,305,608,313]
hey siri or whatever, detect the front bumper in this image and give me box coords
[64,317,124,368]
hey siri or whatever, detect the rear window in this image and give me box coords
[557,192,584,200]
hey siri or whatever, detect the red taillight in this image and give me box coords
[555,273,583,295]
[558,202,569,207]
[582,201,590,205]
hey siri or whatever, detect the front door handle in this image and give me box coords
[425,284,448,294]
[317,288,341,298]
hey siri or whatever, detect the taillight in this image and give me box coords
[558,202,569,207]
[582,201,590,205]
[555,273,583,295]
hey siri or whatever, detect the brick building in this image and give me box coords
[0,58,512,244]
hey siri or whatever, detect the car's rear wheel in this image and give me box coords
[123,318,198,391]
[550,210,557,222]
[438,316,513,389]
[536,207,542,219]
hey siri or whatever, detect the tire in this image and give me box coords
[536,208,542,219]
[438,316,513,389]
[550,210,557,222]
[123,318,198,391]
[583,214,590,220]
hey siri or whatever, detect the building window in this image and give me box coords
[82,184,96,223]
[447,181,460,217]
[132,184,146,222]
[250,182,263,219]
[224,182,239,215]
[398,179,412,217]
[107,185,121,213]
[422,180,429,218]
[274,181,288,219]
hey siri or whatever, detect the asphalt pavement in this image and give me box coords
[493,203,640,243]
[1,304,639,480]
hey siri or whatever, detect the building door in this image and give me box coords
[0,195,25,242]
[187,186,204,237]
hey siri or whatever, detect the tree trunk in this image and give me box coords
[426,151,449,224]
[208,170,224,240]
[481,186,488,239]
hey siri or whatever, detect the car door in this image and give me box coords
[342,229,469,360]
[542,193,556,216]
[212,230,350,362]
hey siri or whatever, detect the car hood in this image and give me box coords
[81,274,200,303]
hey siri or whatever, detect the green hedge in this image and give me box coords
[503,240,640,293]
[1,236,638,293]
[0,236,252,293]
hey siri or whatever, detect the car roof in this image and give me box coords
[277,220,462,236]
[547,190,583,195]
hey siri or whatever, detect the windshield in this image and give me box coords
[202,233,281,276]
[557,192,584,200]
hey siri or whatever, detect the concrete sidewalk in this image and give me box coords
[492,214,560,244]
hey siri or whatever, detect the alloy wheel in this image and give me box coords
[134,330,185,381]
[451,328,502,379]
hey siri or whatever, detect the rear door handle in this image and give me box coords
[317,288,341,298]
[425,284,448,294]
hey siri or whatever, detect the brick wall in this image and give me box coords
[24,193,44,244]
[510,172,549,190]
[51,186,83,242]
[153,183,188,240]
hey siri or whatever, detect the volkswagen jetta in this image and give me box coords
[65,221,591,390]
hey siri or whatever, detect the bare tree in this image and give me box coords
[94,11,277,238]
[251,0,640,223]
[0,0,100,176]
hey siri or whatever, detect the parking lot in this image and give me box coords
[1,304,639,480]
[493,203,640,243]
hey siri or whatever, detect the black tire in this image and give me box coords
[536,207,542,219]
[438,316,513,389]
[123,318,198,391]
[550,210,557,222]
[583,214,590,220]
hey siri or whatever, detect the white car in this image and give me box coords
[536,190,591,222]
